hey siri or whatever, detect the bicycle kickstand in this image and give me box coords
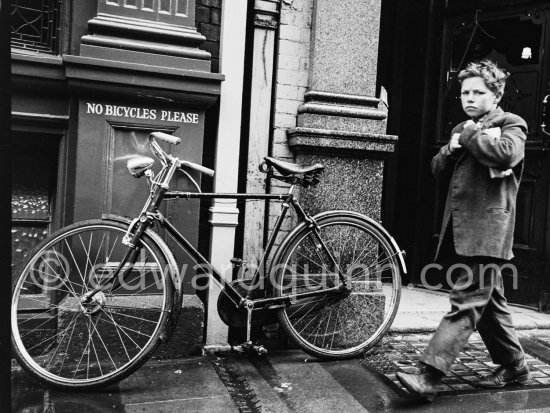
[232,300,267,356]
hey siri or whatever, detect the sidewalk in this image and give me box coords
[11,288,550,412]
[391,287,550,333]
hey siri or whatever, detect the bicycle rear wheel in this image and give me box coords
[273,214,402,359]
[11,219,178,390]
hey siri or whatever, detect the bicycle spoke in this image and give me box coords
[64,239,89,295]
[12,222,173,388]
[53,314,80,374]
[100,307,144,354]
[277,217,401,358]
[89,314,117,370]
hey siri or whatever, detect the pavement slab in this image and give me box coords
[392,288,550,333]
[10,287,550,412]
[119,357,238,412]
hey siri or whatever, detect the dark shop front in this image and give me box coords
[11,0,223,298]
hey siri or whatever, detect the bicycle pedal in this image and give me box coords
[232,342,267,356]
[253,345,268,355]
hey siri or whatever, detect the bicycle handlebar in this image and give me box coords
[148,131,215,178]
[180,160,215,177]
[149,132,181,145]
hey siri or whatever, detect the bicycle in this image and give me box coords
[11,131,406,390]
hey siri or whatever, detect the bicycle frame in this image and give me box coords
[154,189,347,311]
[85,143,347,314]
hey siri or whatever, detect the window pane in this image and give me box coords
[10,0,60,54]
[159,0,171,12]
[12,142,55,221]
[110,129,170,217]
[11,133,59,281]
[142,0,154,10]
[12,184,50,221]
[11,225,49,277]
[176,0,188,15]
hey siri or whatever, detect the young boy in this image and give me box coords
[396,60,530,401]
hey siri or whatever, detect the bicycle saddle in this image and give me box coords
[263,156,324,176]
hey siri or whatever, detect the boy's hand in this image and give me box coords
[484,127,502,139]
[449,133,462,154]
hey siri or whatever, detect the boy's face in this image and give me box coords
[460,76,501,119]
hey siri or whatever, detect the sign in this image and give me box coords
[85,102,199,124]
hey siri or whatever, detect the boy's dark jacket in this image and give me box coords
[432,107,528,260]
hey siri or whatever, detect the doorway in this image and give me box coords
[421,4,550,309]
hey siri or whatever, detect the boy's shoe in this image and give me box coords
[477,359,530,388]
[396,364,443,402]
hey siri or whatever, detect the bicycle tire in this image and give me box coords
[272,213,402,359]
[11,219,179,390]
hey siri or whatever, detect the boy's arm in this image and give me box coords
[458,114,527,170]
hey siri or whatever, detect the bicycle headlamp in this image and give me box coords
[127,156,155,178]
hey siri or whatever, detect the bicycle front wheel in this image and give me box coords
[273,214,402,359]
[11,219,178,390]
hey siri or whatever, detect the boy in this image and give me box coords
[397,60,530,401]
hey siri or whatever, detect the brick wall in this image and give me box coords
[269,0,313,242]
[196,0,222,72]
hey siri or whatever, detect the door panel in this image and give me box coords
[424,5,550,308]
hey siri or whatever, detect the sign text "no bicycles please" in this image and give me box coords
[86,103,199,124]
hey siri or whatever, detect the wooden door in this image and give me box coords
[428,5,550,308]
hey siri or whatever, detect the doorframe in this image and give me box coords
[412,1,550,309]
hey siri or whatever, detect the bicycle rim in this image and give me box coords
[275,215,401,359]
[11,221,174,389]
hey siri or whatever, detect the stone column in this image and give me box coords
[287,0,396,220]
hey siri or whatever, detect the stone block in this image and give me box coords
[195,6,210,23]
[156,295,204,358]
[202,0,221,8]
[276,84,301,100]
[309,0,381,96]
[56,294,204,362]
[278,40,310,58]
[210,8,221,25]
[274,112,297,128]
[278,54,301,71]
[280,25,310,43]
[202,40,220,59]
[275,98,302,115]
[295,153,385,219]
[297,113,387,134]
[277,69,310,87]
[272,141,294,158]
[199,23,220,41]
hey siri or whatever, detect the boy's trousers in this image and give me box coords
[420,254,525,375]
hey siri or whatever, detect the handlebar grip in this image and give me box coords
[149,132,181,145]
[180,160,215,177]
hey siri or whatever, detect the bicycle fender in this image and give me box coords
[101,214,182,295]
[313,210,407,275]
[270,211,407,279]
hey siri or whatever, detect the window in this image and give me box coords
[10,0,61,54]
[12,133,59,280]
[99,0,193,26]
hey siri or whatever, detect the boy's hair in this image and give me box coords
[458,60,509,95]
